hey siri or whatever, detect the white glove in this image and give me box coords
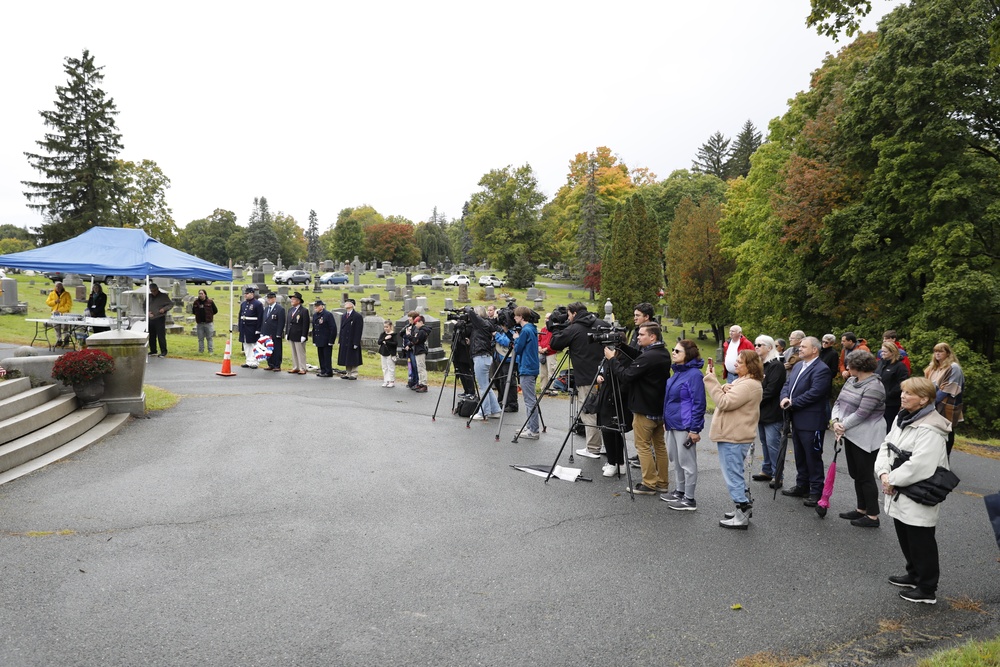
[301,337,306,342]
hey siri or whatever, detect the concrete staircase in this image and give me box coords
[0,377,130,485]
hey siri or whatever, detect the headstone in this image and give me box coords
[63,273,84,288]
[0,278,21,311]
[416,296,428,312]
[485,286,496,301]
[233,265,245,280]
[376,269,385,279]
[534,298,544,312]
[382,261,392,276]
[431,277,443,289]
[394,286,404,301]
[323,260,334,271]
[405,272,412,286]
[173,279,188,298]
[526,287,539,301]
[444,298,454,310]
[385,277,395,291]
[405,286,414,299]
[276,256,284,270]
[605,298,614,323]
[418,262,427,270]
[251,270,267,292]
[352,256,364,286]
[360,314,385,352]
[360,297,376,316]
[261,260,275,275]
[457,284,470,303]
[277,285,289,296]
[75,285,87,301]
[403,297,417,313]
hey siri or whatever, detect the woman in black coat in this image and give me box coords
[875,341,910,428]
[752,335,787,486]
[86,283,109,333]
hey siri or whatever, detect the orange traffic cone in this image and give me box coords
[216,338,238,377]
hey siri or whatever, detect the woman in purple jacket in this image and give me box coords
[662,339,707,511]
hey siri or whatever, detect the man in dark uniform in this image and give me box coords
[260,291,286,371]
[285,291,310,374]
[238,287,264,368]
[337,298,364,379]
[312,299,338,377]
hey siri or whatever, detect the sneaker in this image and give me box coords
[659,489,684,503]
[899,589,936,604]
[488,412,504,418]
[387,383,394,388]
[653,484,670,494]
[628,483,658,496]
[575,449,601,459]
[724,505,753,519]
[888,575,918,589]
[629,459,642,469]
[520,431,539,440]
[157,354,166,358]
[850,516,880,528]
[602,464,620,477]
[471,414,486,421]
[667,497,697,511]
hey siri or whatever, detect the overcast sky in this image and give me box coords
[1,1,902,236]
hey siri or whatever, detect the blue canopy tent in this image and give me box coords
[0,227,232,281]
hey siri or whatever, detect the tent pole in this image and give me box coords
[229,260,234,356]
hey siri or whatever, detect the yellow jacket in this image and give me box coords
[46,289,72,314]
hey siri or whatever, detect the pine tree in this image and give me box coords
[23,50,124,245]
[692,131,732,180]
[306,209,321,263]
[600,194,661,326]
[577,162,604,300]
[728,120,763,179]
[246,196,280,263]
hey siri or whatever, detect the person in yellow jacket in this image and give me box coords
[45,282,73,346]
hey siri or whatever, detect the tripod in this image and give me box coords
[545,350,635,499]
[464,344,516,429]
[432,322,476,421]
[511,350,573,443]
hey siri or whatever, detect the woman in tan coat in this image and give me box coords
[705,349,763,529]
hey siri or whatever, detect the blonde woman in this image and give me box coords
[875,342,909,428]
[923,343,964,456]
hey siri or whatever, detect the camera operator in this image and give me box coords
[464,305,502,419]
[629,302,655,347]
[492,305,520,413]
[448,313,477,398]
[604,322,672,492]
[549,302,611,459]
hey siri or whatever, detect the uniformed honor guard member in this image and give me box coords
[285,291,310,374]
[238,286,264,368]
[312,299,338,377]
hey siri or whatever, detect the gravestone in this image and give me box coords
[323,260,334,271]
[534,298,544,312]
[172,280,188,298]
[382,261,392,276]
[261,260,275,275]
[360,314,384,352]
[251,270,266,292]
[526,287,539,301]
[385,277,395,291]
[376,269,384,279]
[415,296,428,312]
[485,286,496,301]
[444,298,454,310]
[64,273,84,288]
[360,297,376,316]
[405,272,412,286]
[352,256,364,286]
[457,284,470,303]
[75,285,87,301]
[233,265,244,280]
[403,297,417,313]
[394,286,404,301]
[276,256,284,271]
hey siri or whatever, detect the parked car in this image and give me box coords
[44,272,121,284]
[443,274,470,286]
[272,270,291,283]
[320,271,349,285]
[478,274,504,288]
[276,270,311,285]
[411,274,433,285]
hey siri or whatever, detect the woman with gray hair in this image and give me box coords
[831,349,887,527]
[752,335,787,486]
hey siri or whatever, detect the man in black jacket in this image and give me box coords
[260,292,286,371]
[605,322,672,492]
[549,302,610,458]
[465,306,502,418]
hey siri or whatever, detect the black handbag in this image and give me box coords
[886,442,960,506]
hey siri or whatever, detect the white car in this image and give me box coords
[478,275,503,288]
[443,274,470,286]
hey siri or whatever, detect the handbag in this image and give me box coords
[886,442,960,506]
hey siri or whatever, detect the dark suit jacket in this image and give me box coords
[779,358,831,431]
[285,304,310,341]
[260,303,286,339]
[337,309,365,366]
[312,309,338,347]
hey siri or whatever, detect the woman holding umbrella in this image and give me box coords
[831,349,887,527]
[874,377,951,604]
[704,349,763,529]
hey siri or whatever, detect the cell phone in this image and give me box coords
[683,436,695,449]
[707,358,714,373]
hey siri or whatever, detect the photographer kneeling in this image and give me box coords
[604,322,672,490]
[549,302,611,459]
[464,305,502,419]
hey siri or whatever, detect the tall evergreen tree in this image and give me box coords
[727,120,763,179]
[306,209,321,263]
[600,194,661,326]
[692,131,732,180]
[577,164,604,300]
[245,196,280,264]
[22,50,124,245]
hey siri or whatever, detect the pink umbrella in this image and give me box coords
[815,437,844,518]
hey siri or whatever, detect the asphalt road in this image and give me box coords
[2,355,998,666]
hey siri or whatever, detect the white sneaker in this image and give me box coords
[575,449,601,459]
[381,382,387,387]
[520,431,539,440]
[602,463,620,477]
[472,414,486,421]
[387,382,394,388]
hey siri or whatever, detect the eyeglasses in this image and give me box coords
[672,348,683,353]
[754,343,765,347]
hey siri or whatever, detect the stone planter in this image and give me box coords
[72,376,105,407]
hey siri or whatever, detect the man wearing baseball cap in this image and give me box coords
[238,286,264,368]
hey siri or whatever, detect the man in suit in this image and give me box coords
[260,291,286,372]
[337,298,364,380]
[312,300,338,377]
[238,287,264,368]
[285,292,310,374]
[779,336,831,506]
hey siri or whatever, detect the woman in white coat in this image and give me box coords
[874,377,951,605]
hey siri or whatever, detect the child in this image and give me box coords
[377,319,398,387]
[411,315,430,393]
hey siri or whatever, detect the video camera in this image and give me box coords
[495,298,540,330]
[547,305,570,331]
[586,323,627,346]
[443,307,470,324]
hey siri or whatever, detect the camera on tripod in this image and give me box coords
[444,307,470,324]
[496,298,539,330]
[547,305,569,331]
[587,324,626,346]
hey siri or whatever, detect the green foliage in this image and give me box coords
[0,225,33,242]
[640,169,727,251]
[306,210,321,264]
[178,209,239,266]
[505,255,537,289]
[467,164,546,270]
[600,194,661,326]
[917,635,1000,667]
[245,197,280,264]
[0,238,33,254]
[112,159,178,244]
[365,222,420,266]
[414,220,451,266]
[272,212,306,265]
[330,217,366,262]
[692,131,732,180]
[22,50,123,245]
[728,120,763,180]
[447,206,474,265]
[806,0,872,39]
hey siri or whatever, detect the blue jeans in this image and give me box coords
[520,375,538,433]
[757,421,782,476]
[718,442,751,504]
[473,354,501,416]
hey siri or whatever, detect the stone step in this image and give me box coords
[0,383,61,423]
[0,404,108,474]
[0,393,77,447]
[0,412,130,485]
[0,376,32,401]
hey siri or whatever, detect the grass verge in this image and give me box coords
[144,384,180,412]
[918,637,1000,666]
